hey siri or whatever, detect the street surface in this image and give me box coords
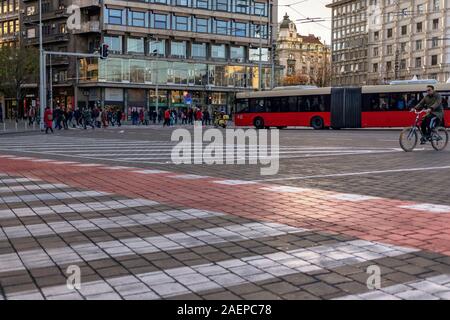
[0,126,450,300]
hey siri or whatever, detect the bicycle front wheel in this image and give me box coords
[399,127,418,152]
[431,127,449,151]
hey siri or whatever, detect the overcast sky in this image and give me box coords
[277,0,332,44]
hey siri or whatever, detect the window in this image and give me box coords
[195,18,208,32]
[387,28,393,38]
[431,55,438,66]
[171,41,186,58]
[129,11,145,27]
[211,44,226,59]
[216,0,228,11]
[373,47,378,57]
[400,42,407,53]
[374,31,379,41]
[27,27,36,39]
[26,5,35,16]
[154,14,168,29]
[431,37,439,48]
[254,2,266,16]
[234,22,247,37]
[401,25,407,35]
[235,0,247,13]
[174,16,189,31]
[176,0,188,6]
[400,59,406,70]
[196,0,208,9]
[386,45,392,55]
[230,46,245,60]
[107,9,123,25]
[416,40,422,50]
[416,22,423,32]
[386,61,392,72]
[415,57,422,68]
[127,37,144,54]
[104,35,122,53]
[249,47,268,61]
[433,19,439,30]
[216,20,228,35]
[191,43,206,58]
[149,39,165,56]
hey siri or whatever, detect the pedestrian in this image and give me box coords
[195,108,203,126]
[28,107,35,125]
[163,109,170,127]
[83,108,94,129]
[107,109,114,126]
[74,107,81,127]
[44,106,53,134]
[139,109,145,125]
[101,108,109,128]
[0,106,3,123]
[144,109,150,125]
[63,110,68,129]
[116,109,122,127]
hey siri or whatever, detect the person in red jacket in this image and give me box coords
[195,108,203,126]
[163,109,171,127]
[44,106,53,134]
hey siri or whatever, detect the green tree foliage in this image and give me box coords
[0,46,39,118]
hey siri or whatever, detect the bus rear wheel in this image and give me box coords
[254,117,265,129]
[311,116,324,130]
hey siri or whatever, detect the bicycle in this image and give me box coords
[399,110,448,152]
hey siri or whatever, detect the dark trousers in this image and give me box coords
[422,114,439,137]
[45,126,53,134]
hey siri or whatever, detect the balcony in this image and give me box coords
[72,0,101,8]
[25,33,70,45]
[73,20,101,34]
[23,9,69,24]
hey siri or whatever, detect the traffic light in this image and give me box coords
[99,43,109,59]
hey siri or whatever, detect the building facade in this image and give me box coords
[327,0,369,86]
[1,0,279,119]
[0,0,20,119]
[366,0,450,85]
[276,14,331,87]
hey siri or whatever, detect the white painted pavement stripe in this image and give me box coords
[8,239,420,299]
[0,198,159,219]
[0,222,305,273]
[1,209,225,241]
[30,159,54,162]
[171,174,210,180]
[334,275,450,300]
[261,186,312,193]
[399,203,450,213]
[256,166,450,182]
[213,180,257,186]
[133,170,169,174]
[0,177,41,184]
[0,183,69,193]
[328,193,380,202]
[73,163,103,167]
[0,191,111,204]
[101,166,136,170]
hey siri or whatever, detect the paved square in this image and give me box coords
[0,128,450,300]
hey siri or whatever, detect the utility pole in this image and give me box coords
[38,0,46,130]
[258,11,263,91]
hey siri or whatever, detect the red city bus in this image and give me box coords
[235,83,450,129]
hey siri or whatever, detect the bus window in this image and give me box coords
[281,96,298,112]
[443,96,449,109]
[266,98,280,112]
[236,99,248,113]
[311,96,320,111]
[249,98,266,112]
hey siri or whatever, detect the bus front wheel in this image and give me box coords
[254,117,265,129]
[311,117,324,130]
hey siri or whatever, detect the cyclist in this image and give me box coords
[412,85,444,144]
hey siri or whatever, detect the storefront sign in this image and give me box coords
[105,88,124,102]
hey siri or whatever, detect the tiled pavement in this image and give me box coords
[0,150,450,300]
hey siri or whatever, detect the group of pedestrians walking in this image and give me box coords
[44,106,123,134]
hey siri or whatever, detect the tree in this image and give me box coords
[0,45,39,120]
[282,72,309,86]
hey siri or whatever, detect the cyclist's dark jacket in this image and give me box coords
[416,92,444,121]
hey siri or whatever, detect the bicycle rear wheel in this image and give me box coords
[431,127,449,151]
[399,127,418,152]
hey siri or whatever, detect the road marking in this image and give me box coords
[255,166,450,182]
[133,170,169,174]
[171,174,210,180]
[399,203,450,213]
[5,239,419,299]
[334,275,450,300]
[328,194,380,202]
[0,198,159,219]
[0,190,111,204]
[0,177,41,184]
[213,180,258,186]
[261,186,312,193]
[0,183,69,193]
[0,222,305,273]
[0,209,225,241]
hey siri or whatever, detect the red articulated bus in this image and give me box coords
[234,83,450,129]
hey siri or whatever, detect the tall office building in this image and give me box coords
[2,0,278,119]
[327,0,369,86]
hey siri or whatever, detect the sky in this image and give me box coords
[277,0,332,44]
